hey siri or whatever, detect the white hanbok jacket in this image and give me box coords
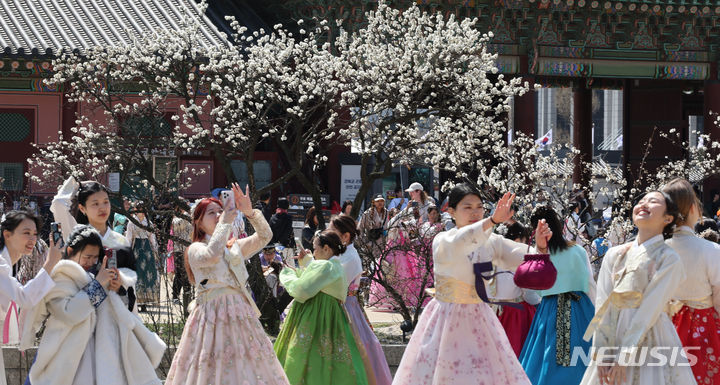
[666,226,720,314]
[0,247,55,385]
[20,260,166,385]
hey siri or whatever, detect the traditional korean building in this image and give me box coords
[2,0,720,212]
[0,0,277,212]
[263,0,720,207]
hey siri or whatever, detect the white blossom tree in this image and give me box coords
[334,1,530,218]
[201,18,344,223]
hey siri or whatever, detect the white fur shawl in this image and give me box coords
[20,260,166,385]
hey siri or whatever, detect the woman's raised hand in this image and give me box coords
[534,219,553,252]
[232,183,253,217]
[490,192,516,224]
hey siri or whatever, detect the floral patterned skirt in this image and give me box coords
[133,238,158,303]
[392,298,530,385]
[165,292,289,385]
[673,305,720,385]
[274,293,369,385]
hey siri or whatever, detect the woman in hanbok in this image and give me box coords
[496,221,539,357]
[51,177,130,252]
[0,211,60,385]
[112,199,132,235]
[124,208,158,311]
[519,205,596,384]
[21,225,165,385]
[165,184,289,385]
[274,230,370,385]
[580,191,695,385]
[392,184,548,385]
[329,214,392,385]
[662,177,720,385]
[373,203,431,310]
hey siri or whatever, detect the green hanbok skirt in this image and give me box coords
[274,292,370,385]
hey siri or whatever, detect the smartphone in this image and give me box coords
[50,222,64,248]
[106,248,117,269]
[220,190,235,210]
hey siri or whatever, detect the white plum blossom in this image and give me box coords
[335,1,530,216]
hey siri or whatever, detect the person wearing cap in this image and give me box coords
[260,244,285,299]
[260,244,283,268]
[392,182,434,224]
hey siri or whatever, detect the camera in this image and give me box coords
[50,222,64,248]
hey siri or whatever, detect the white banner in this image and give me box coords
[107,172,120,192]
[340,165,362,204]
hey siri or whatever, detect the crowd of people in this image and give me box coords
[1,174,720,385]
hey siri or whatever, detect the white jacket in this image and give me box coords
[20,260,166,385]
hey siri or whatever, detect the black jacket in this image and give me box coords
[301,224,316,251]
[269,212,295,248]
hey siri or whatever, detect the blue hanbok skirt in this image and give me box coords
[519,291,594,385]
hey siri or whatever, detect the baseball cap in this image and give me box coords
[405,182,424,192]
[373,194,385,202]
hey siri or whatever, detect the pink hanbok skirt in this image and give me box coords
[165,292,289,385]
[392,298,531,385]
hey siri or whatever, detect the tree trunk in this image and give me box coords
[350,153,393,218]
[295,170,327,231]
[213,143,236,187]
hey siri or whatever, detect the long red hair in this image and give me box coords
[185,197,222,285]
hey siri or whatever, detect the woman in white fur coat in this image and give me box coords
[20,225,166,385]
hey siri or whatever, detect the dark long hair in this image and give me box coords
[530,205,571,254]
[0,210,42,252]
[315,230,346,256]
[76,181,111,225]
[447,183,482,209]
[330,214,358,244]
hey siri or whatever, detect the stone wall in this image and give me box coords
[4,344,406,384]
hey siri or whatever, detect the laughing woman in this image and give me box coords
[0,211,61,385]
[580,191,695,385]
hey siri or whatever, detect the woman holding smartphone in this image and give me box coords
[165,184,289,385]
[0,210,61,385]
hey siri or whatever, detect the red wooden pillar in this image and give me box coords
[513,76,536,139]
[704,81,720,141]
[573,82,593,188]
[702,80,720,207]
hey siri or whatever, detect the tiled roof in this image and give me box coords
[0,0,228,56]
